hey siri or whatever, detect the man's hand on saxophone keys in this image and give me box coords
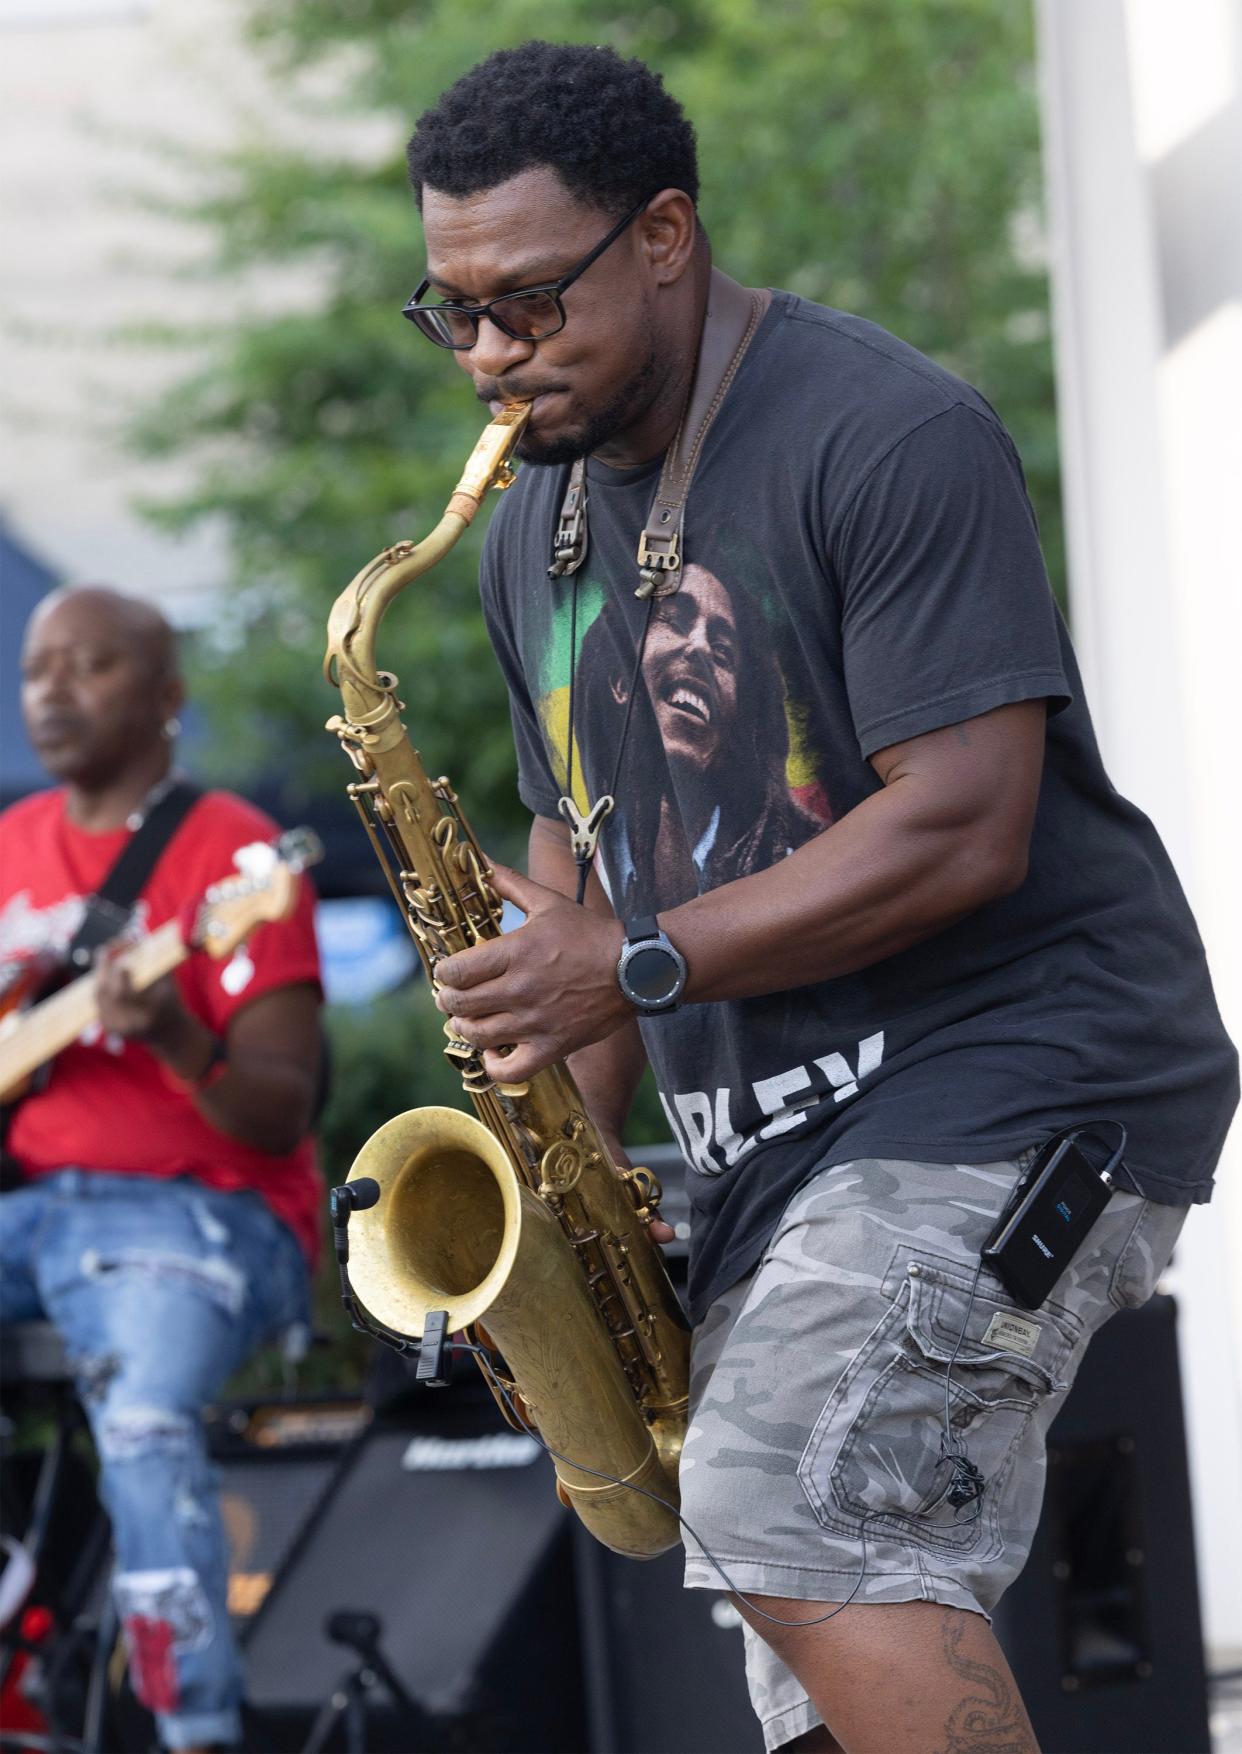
[433,862,629,1086]
[435,864,677,1242]
[595,1132,677,1246]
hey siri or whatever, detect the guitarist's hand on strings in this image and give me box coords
[95,945,321,1153]
[433,864,629,1087]
[95,946,216,1082]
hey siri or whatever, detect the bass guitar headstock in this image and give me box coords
[190,829,324,960]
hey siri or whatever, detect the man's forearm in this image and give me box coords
[567,1018,648,1149]
[193,1054,317,1156]
[435,704,1045,1086]
[665,777,1000,1004]
[166,1026,316,1154]
[140,989,319,1156]
[661,704,1043,1005]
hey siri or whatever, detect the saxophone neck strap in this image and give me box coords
[548,271,769,596]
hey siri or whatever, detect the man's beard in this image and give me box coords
[516,345,660,468]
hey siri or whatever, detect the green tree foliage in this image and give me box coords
[129,0,1056,845]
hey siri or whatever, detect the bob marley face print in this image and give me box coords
[641,565,741,779]
[572,562,828,914]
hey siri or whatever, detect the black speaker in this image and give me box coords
[573,1529,762,1754]
[239,1388,589,1753]
[205,1396,371,1628]
[993,1294,1210,1753]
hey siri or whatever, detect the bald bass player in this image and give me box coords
[1,586,324,1754]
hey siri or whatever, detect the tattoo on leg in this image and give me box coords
[933,1617,1035,1754]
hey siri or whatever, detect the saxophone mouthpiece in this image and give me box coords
[449,402,534,519]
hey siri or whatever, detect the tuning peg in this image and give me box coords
[276,827,325,873]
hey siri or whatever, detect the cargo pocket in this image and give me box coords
[798,1249,1080,1560]
[1107,1198,1188,1311]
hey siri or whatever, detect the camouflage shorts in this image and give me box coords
[678,1155,1186,1752]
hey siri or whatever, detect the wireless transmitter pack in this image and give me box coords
[981,1131,1116,1310]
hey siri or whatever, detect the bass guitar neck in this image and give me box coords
[0,829,319,1108]
[0,920,187,1104]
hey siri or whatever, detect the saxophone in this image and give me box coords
[324,405,690,1558]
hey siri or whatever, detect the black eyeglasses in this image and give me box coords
[402,194,652,350]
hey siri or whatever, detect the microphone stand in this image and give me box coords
[301,1610,433,1754]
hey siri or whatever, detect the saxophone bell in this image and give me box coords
[345,1107,521,1340]
[345,1107,683,1559]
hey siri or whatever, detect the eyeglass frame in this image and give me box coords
[401,192,654,349]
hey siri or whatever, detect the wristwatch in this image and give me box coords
[617,916,688,1015]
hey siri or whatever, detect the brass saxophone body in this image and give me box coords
[325,405,689,1558]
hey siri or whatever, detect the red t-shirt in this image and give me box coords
[0,788,324,1266]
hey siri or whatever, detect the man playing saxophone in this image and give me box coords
[400,42,1236,1754]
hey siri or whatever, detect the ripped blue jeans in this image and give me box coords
[0,1172,310,1750]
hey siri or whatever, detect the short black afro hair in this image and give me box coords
[406,41,699,218]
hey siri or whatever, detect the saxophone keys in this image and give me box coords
[537,1139,585,1197]
[623,1164,664,1217]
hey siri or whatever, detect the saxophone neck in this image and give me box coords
[324,404,532,694]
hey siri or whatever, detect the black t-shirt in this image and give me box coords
[480,291,1238,1323]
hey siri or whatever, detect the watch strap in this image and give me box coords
[625,915,660,945]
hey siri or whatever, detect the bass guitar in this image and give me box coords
[0,829,321,1105]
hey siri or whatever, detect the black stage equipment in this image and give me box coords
[0,1323,138,1752]
[300,1607,434,1754]
[237,1387,589,1753]
[204,1395,372,1629]
[573,1528,762,1754]
[993,1293,1210,1753]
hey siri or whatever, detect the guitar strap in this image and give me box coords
[63,778,203,972]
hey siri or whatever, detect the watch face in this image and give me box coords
[625,944,680,1004]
